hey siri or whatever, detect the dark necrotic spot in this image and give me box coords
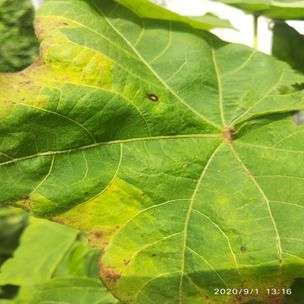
[147,93,159,102]
[240,245,246,253]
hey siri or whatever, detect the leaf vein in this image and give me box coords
[230,144,283,264]
[179,143,223,303]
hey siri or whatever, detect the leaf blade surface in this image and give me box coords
[1,0,304,303]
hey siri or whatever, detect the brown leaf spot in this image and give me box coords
[147,93,159,102]
[100,264,121,283]
[88,229,109,249]
[17,197,32,211]
[93,230,103,239]
[223,126,235,143]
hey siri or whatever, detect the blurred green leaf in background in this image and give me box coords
[272,21,304,74]
[0,218,118,304]
[0,0,39,301]
[0,0,38,72]
[118,0,233,29]
[0,209,27,268]
[0,209,27,300]
[215,0,304,20]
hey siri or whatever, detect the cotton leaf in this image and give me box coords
[1,0,304,303]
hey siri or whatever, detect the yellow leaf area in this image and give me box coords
[0,15,113,118]
[54,177,150,249]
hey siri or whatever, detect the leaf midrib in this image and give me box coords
[178,143,238,303]
[0,134,220,167]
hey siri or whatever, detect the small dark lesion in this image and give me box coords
[240,245,247,253]
[91,230,103,239]
[146,93,159,102]
[123,259,130,266]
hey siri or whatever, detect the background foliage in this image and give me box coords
[0,0,38,72]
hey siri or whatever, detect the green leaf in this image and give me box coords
[272,21,304,74]
[115,0,233,29]
[15,278,118,304]
[1,0,304,302]
[0,218,118,304]
[0,217,78,285]
[0,0,39,72]
[0,208,27,266]
[0,208,27,300]
[215,0,304,19]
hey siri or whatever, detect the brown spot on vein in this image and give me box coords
[223,126,235,143]
[100,264,121,283]
[147,93,159,102]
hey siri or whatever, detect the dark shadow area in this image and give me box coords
[284,278,304,304]
[0,285,19,300]
[100,262,304,304]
